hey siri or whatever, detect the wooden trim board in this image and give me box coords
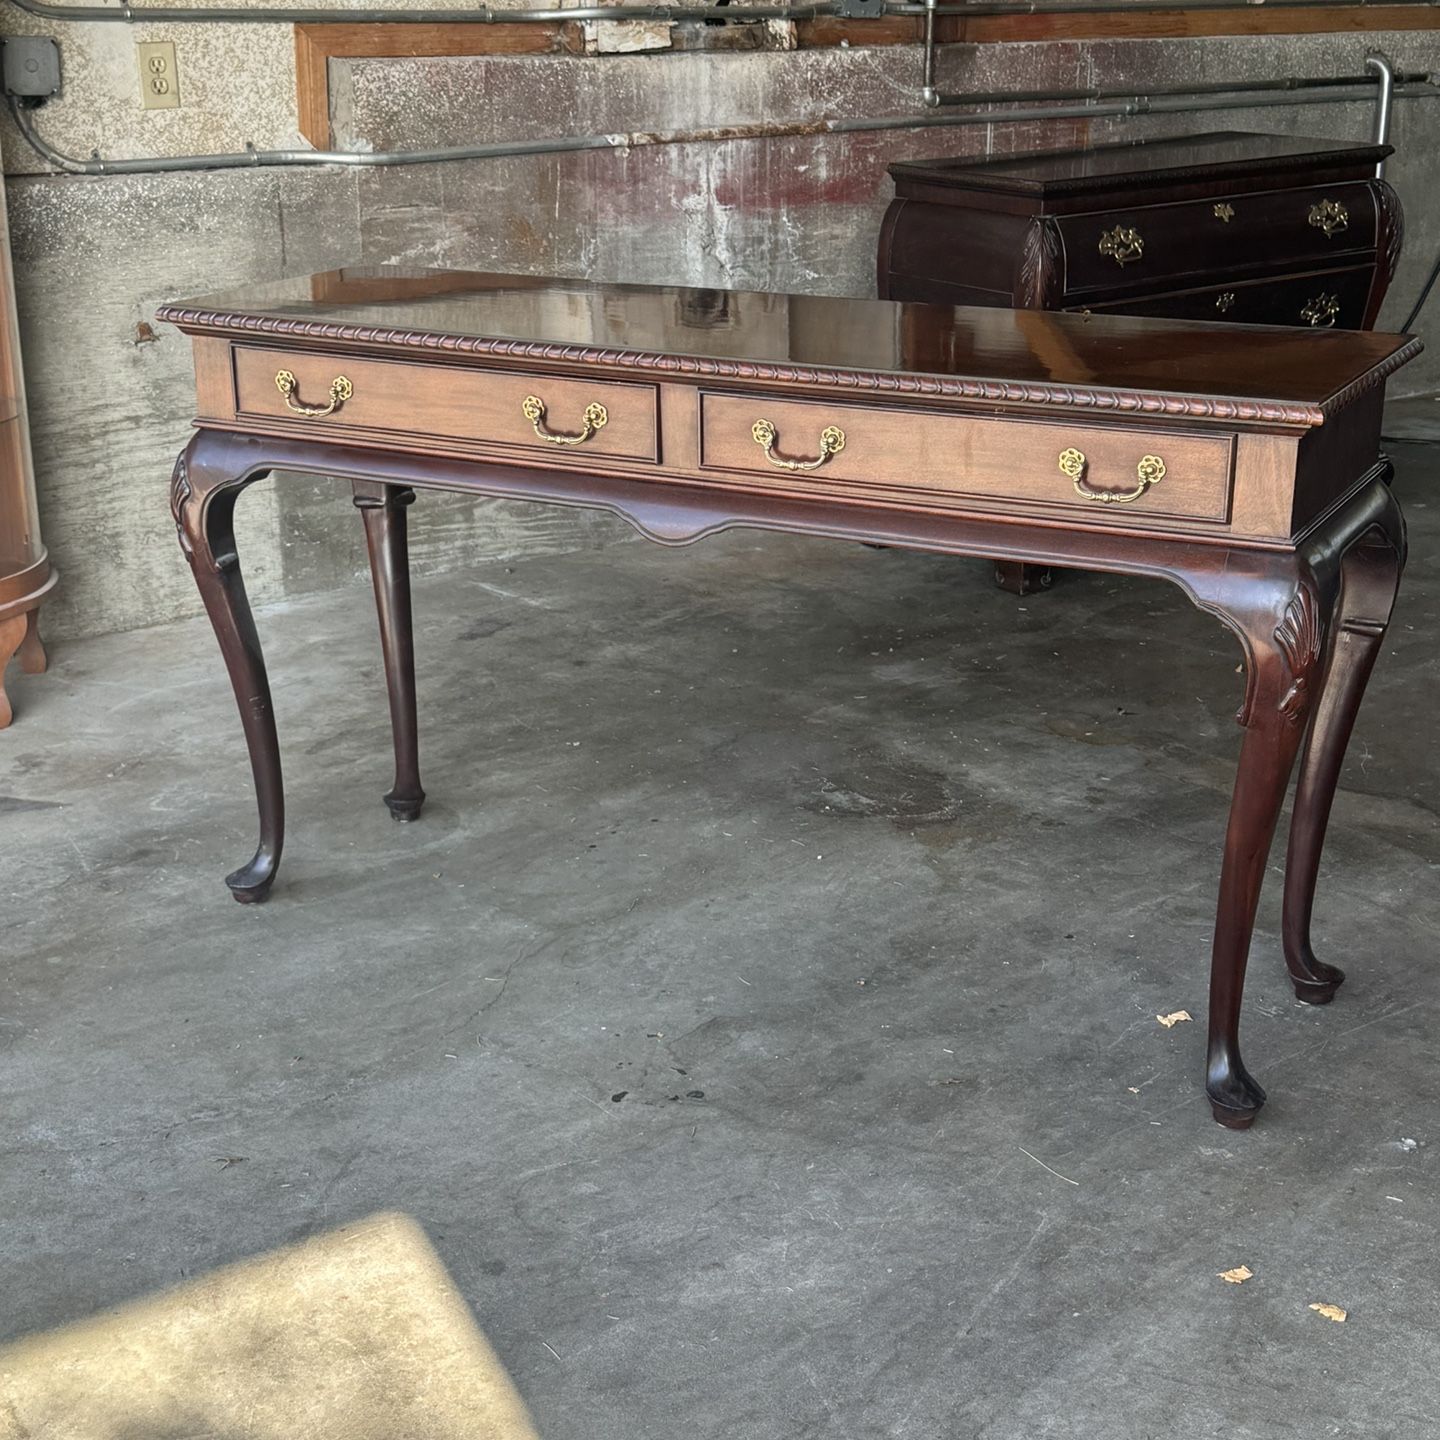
[295,21,584,148]
[296,9,1440,149]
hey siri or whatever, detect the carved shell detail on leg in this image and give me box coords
[1275,584,1324,724]
[170,455,195,560]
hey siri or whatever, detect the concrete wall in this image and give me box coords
[4,15,1438,640]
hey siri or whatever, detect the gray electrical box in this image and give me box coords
[2,36,61,100]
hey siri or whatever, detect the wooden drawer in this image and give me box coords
[1073,265,1375,330]
[1058,183,1379,296]
[232,346,659,463]
[698,393,1233,525]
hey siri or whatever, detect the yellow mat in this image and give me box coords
[0,1211,539,1440]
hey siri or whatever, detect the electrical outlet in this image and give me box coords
[136,40,179,110]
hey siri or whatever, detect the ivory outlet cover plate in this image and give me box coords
[137,41,179,110]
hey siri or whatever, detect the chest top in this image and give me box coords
[886,130,1393,216]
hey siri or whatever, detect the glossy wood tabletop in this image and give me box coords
[159,265,1420,426]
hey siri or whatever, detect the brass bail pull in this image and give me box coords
[1059,447,1166,505]
[1307,198,1349,238]
[522,395,608,445]
[275,369,352,419]
[1098,225,1144,267]
[1301,294,1340,329]
[751,418,846,472]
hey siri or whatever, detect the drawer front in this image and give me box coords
[698,393,1233,525]
[232,347,659,462]
[1058,183,1379,296]
[1073,265,1374,330]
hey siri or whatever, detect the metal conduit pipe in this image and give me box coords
[10,0,1440,24]
[11,78,1440,177]
[921,0,937,106]
[896,0,1440,13]
[6,0,834,21]
[1366,48,1396,174]
[925,66,1430,108]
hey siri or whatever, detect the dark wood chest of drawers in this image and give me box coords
[878,131,1402,332]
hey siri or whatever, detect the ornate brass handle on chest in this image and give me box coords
[1300,293,1340,328]
[275,369,353,418]
[1098,225,1144,267]
[1215,292,1236,314]
[522,394,608,445]
[1307,198,1349,238]
[1212,202,1235,223]
[1058,447,1166,505]
[751,418,846,472]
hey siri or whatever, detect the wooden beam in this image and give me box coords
[294,24,331,150]
[797,5,1440,44]
[953,3,1440,42]
[296,8,1440,150]
[795,15,928,45]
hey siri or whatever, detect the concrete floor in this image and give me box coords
[4,442,1439,1437]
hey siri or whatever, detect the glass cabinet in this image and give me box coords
[0,169,53,728]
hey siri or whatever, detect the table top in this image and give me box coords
[885,130,1394,199]
[159,266,1421,428]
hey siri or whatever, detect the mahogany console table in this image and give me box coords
[159,267,1419,1129]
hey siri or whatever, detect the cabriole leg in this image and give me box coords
[1204,571,1331,1128]
[353,480,425,822]
[0,612,25,729]
[18,608,47,674]
[172,436,284,903]
[1282,493,1406,1004]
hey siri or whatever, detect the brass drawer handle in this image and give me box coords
[522,394,608,445]
[751,418,846,472]
[1059,447,1166,505]
[1098,225,1144,267]
[1213,202,1235,223]
[275,369,352,418]
[1308,198,1349,239]
[1301,293,1340,328]
[1215,292,1236,314]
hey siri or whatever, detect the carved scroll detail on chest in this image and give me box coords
[1017,219,1064,308]
[1375,180,1405,291]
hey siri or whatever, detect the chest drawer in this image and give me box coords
[1058,183,1379,296]
[1074,265,1375,330]
[231,347,660,463]
[698,393,1234,526]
